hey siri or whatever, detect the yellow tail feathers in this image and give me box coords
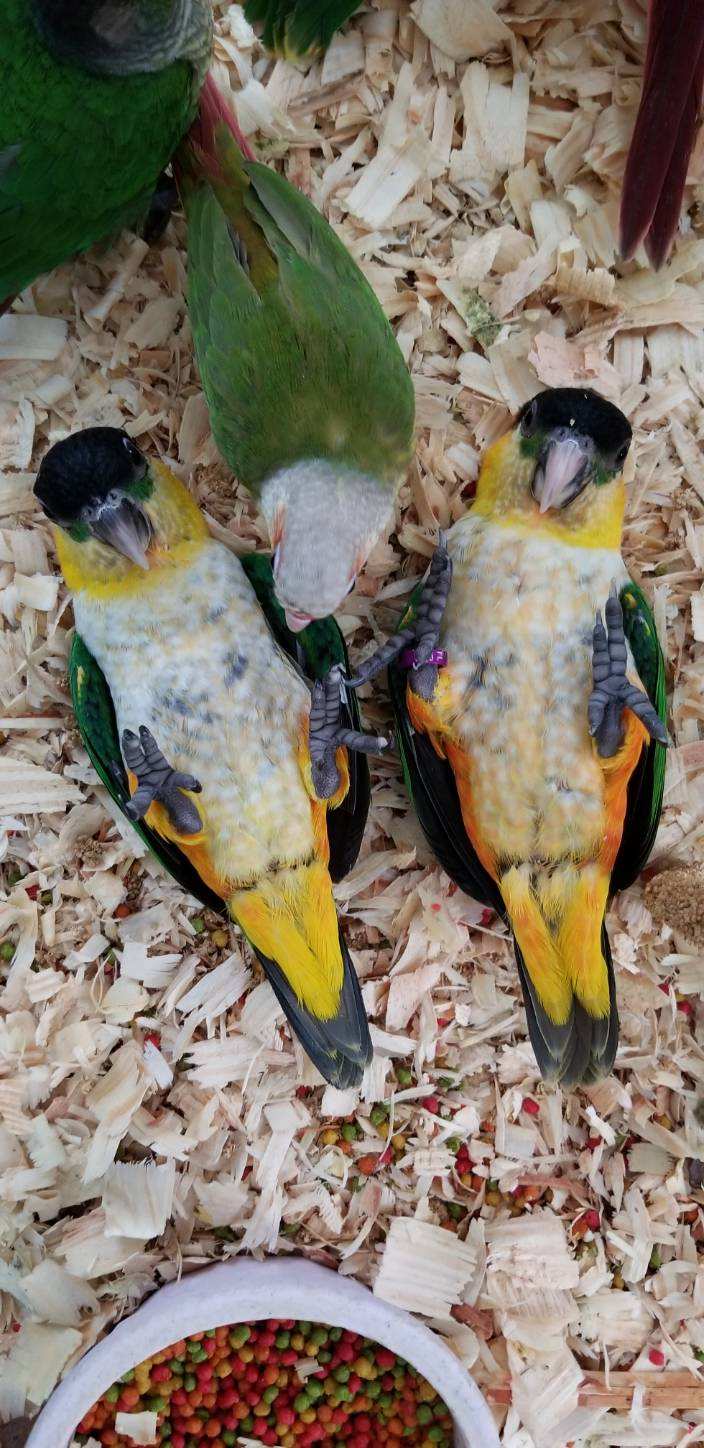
[230,860,344,1019]
[500,862,611,1025]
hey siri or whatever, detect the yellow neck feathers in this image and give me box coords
[55,460,209,598]
[473,430,625,550]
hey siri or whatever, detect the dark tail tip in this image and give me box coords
[514,926,618,1089]
[254,930,372,1088]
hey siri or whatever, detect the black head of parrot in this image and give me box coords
[518,388,632,514]
[35,427,154,569]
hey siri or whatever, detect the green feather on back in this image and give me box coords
[0,0,211,302]
[244,0,362,58]
[182,126,415,494]
[611,579,667,891]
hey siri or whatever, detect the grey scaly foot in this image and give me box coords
[122,725,203,834]
[310,665,391,799]
[345,538,453,697]
[588,590,668,758]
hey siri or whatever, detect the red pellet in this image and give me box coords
[649,1347,666,1366]
[78,1315,455,1448]
[521,1097,539,1116]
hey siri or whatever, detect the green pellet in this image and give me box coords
[105,1386,120,1404]
[183,1374,196,1392]
[334,1365,350,1383]
[418,1404,433,1424]
[191,915,205,933]
[294,1392,311,1413]
[342,1123,359,1141]
[396,1066,413,1085]
[370,1105,388,1127]
[263,1385,279,1404]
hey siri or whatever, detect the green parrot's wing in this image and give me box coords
[611,579,668,894]
[244,0,361,57]
[183,134,414,491]
[240,551,370,882]
[387,585,504,913]
[0,0,207,302]
[69,632,225,914]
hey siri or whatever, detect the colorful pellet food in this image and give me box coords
[73,1319,455,1447]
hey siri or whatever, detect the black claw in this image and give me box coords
[588,594,667,757]
[309,667,390,799]
[121,725,202,834]
[345,540,452,692]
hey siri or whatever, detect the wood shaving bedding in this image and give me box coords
[1,3,704,1445]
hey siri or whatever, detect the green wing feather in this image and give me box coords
[244,0,361,57]
[0,0,208,301]
[241,553,370,881]
[183,132,415,492]
[611,579,668,893]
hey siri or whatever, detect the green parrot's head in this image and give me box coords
[517,388,632,512]
[31,0,212,77]
[262,461,395,631]
[35,428,155,568]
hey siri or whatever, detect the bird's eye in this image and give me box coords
[615,442,630,467]
[122,435,142,463]
[521,399,539,436]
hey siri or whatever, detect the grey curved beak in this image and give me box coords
[532,429,595,513]
[90,496,153,569]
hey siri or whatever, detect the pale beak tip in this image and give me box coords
[285,609,312,633]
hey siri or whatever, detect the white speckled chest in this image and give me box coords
[442,515,632,865]
[73,542,316,885]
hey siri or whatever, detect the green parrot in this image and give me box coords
[0,0,213,306]
[244,0,362,58]
[174,76,415,630]
[346,389,668,1087]
[34,427,385,1087]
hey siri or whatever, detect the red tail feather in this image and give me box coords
[174,72,256,190]
[620,0,704,267]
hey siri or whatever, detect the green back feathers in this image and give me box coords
[244,0,362,58]
[182,122,415,493]
[0,0,211,301]
[611,579,667,891]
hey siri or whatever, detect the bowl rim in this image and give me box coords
[25,1257,500,1448]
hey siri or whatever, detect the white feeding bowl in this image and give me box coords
[26,1258,500,1448]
